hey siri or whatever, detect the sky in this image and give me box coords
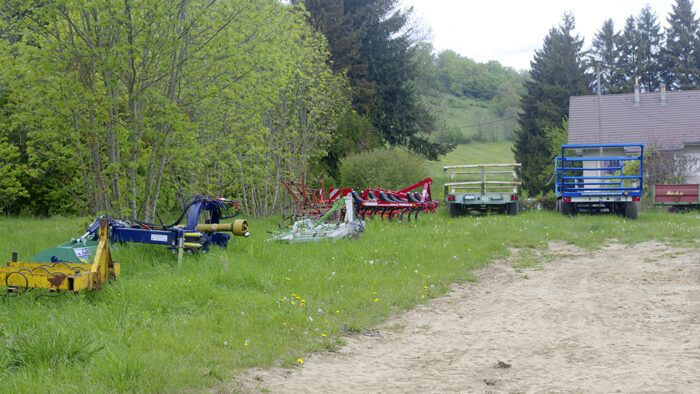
[401,0,678,71]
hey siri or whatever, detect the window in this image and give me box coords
[604,160,621,175]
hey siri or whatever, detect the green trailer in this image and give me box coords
[443,163,521,217]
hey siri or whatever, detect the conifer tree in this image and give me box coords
[305,0,451,160]
[635,5,663,92]
[513,13,591,195]
[589,19,623,93]
[617,15,640,92]
[662,0,699,90]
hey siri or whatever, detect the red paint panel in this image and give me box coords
[655,184,700,203]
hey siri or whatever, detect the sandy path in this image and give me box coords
[236,241,700,393]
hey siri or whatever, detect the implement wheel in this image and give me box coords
[448,203,462,218]
[624,201,638,219]
[506,202,518,216]
[561,201,574,216]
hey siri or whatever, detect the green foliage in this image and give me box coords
[0,134,27,213]
[416,47,526,144]
[591,1,699,93]
[304,0,451,160]
[0,0,348,218]
[662,0,699,90]
[543,117,569,160]
[314,111,383,183]
[339,147,428,191]
[635,5,663,92]
[514,13,591,196]
[589,19,625,93]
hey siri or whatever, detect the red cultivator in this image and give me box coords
[280,177,439,225]
[351,178,439,222]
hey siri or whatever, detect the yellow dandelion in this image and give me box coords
[292,293,297,297]
[282,322,287,326]
[301,299,305,303]
[244,343,248,347]
[188,279,191,282]
[373,298,379,302]
[424,286,428,289]
[322,333,327,337]
[291,301,295,305]
[335,310,340,314]
[279,298,285,302]
[297,358,303,364]
[421,295,425,299]
[467,248,472,252]
[285,277,291,281]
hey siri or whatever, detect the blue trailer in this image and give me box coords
[554,143,643,219]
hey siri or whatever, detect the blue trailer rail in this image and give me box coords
[555,143,643,218]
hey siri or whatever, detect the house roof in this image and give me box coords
[568,89,700,151]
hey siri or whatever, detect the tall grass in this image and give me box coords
[0,207,698,391]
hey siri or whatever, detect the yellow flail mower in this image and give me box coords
[1,218,119,295]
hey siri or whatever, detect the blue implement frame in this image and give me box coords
[555,144,643,217]
[82,196,245,253]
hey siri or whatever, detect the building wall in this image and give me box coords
[579,148,626,186]
[685,145,700,184]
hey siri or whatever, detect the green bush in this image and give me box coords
[339,147,428,191]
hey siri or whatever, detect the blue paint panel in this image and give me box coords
[112,228,175,246]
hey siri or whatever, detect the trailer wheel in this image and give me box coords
[506,202,518,216]
[561,201,574,216]
[624,201,638,219]
[448,203,462,218]
[555,200,561,213]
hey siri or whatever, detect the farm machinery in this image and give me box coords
[350,178,439,221]
[268,195,365,242]
[280,177,439,224]
[443,163,521,217]
[272,177,439,242]
[555,143,643,218]
[1,218,119,294]
[653,184,700,212]
[1,196,248,295]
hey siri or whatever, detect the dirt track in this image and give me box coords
[237,241,700,393]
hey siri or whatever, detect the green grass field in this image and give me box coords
[1,143,698,392]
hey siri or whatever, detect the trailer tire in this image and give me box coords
[448,203,462,218]
[624,201,638,219]
[555,200,561,213]
[506,202,518,216]
[561,201,574,216]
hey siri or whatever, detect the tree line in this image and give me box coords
[515,0,699,195]
[0,0,447,217]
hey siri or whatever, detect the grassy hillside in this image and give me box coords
[424,92,519,143]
